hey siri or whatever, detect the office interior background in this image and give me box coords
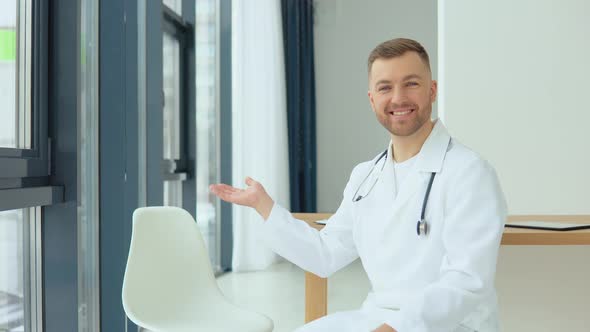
[1,0,589,331]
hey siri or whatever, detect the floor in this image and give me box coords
[217,259,371,332]
[217,247,590,332]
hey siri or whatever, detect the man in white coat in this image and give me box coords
[210,38,507,332]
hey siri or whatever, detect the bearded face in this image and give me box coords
[368,52,437,138]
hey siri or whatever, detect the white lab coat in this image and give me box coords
[262,120,507,332]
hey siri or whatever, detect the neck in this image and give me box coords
[391,120,435,163]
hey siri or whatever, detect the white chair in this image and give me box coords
[122,206,274,332]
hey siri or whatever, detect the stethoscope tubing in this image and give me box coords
[352,149,437,236]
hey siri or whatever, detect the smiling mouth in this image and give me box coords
[388,108,415,116]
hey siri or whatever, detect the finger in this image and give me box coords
[220,188,242,197]
[215,191,234,202]
[213,185,240,197]
[209,184,220,194]
[245,176,260,187]
[209,183,229,192]
[215,188,241,202]
[211,183,238,192]
[210,185,238,200]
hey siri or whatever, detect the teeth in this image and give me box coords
[393,110,412,115]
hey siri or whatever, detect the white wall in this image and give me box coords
[314,0,437,211]
[315,0,590,331]
[441,0,590,331]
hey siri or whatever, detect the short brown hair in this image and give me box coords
[367,38,431,74]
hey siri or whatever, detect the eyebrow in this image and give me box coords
[374,74,424,87]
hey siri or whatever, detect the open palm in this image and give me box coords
[209,177,266,208]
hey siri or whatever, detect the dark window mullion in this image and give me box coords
[163,5,189,32]
[176,28,188,173]
[162,17,191,174]
[32,0,49,166]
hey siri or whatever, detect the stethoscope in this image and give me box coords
[352,150,437,236]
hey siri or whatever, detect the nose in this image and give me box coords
[389,85,408,106]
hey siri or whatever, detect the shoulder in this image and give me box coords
[350,150,385,177]
[343,150,387,190]
[441,138,507,211]
[442,138,497,179]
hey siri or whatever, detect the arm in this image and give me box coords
[386,159,507,331]
[261,186,358,277]
[210,172,360,277]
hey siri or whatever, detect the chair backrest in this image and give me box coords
[122,206,222,327]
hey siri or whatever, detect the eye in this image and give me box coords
[378,86,391,92]
[405,81,419,87]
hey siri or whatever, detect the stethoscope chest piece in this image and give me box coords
[417,219,428,236]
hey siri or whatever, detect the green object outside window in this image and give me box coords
[0,29,16,61]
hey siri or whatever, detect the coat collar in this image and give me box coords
[386,119,451,173]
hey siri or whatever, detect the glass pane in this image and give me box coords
[0,0,31,149]
[0,0,18,148]
[196,0,220,270]
[163,0,182,16]
[0,209,24,331]
[162,32,180,160]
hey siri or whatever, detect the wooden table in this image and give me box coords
[292,213,590,323]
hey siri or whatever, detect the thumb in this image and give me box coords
[245,176,255,186]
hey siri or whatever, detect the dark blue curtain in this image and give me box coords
[281,0,317,213]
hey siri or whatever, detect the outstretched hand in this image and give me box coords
[209,177,274,220]
[372,324,396,332]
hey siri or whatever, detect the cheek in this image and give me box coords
[415,91,432,106]
[373,97,388,110]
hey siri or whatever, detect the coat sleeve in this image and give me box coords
[386,159,507,332]
[260,166,361,278]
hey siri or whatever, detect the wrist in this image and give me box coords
[255,194,274,220]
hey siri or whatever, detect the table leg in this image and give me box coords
[304,271,328,323]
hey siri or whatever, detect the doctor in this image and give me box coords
[210,38,507,332]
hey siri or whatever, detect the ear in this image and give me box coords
[430,80,438,103]
[368,90,377,113]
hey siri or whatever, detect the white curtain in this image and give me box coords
[231,0,290,271]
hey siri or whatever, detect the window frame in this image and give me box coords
[161,5,192,181]
[0,2,53,331]
[0,0,49,180]
[0,0,62,213]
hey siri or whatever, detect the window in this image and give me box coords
[163,0,182,16]
[0,209,25,331]
[196,0,221,271]
[0,208,42,332]
[160,2,193,210]
[162,30,184,207]
[0,0,49,180]
[0,1,59,331]
[0,0,31,150]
